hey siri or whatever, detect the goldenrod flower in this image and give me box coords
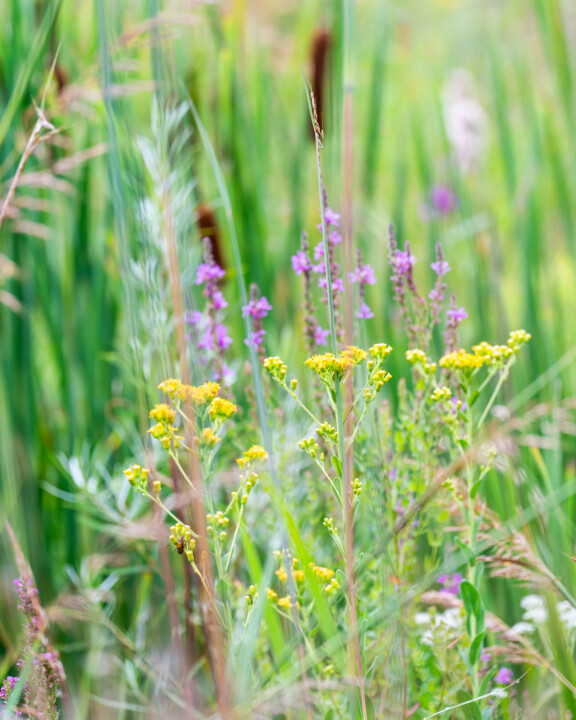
[182,381,220,405]
[200,427,221,447]
[276,568,288,583]
[157,378,181,398]
[508,329,531,353]
[277,595,297,610]
[237,444,268,467]
[369,343,393,361]
[266,588,278,602]
[263,356,287,382]
[312,565,335,582]
[431,386,452,402]
[439,349,484,371]
[149,403,176,424]
[208,397,237,421]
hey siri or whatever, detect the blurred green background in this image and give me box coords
[1,0,576,708]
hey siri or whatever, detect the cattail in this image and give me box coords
[308,29,332,141]
[196,202,225,272]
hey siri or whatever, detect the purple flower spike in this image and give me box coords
[291,250,311,275]
[356,303,374,320]
[447,306,467,323]
[430,184,458,215]
[495,667,513,685]
[195,262,225,285]
[480,649,492,663]
[431,259,451,276]
[242,295,272,320]
[395,250,417,275]
[243,284,271,358]
[313,325,329,346]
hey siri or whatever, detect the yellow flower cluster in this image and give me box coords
[508,329,531,353]
[123,464,149,488]
[199,427,221,447]
[305,346,367,382]
[148,422,183,450]
[439,349,484,371]
[263,356,287,382]
[169,522,196,562]
[208,397,237,421]
[149,403,176,424]
[277,595,298,610]
[369,343,393,361]
[472,341,513,365]
[158,378,220,405]
[237,444,268,467]
[430,386,452,403]
[406,349,437,374]
[313,565,335,582]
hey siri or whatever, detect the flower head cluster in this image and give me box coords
[406,349,437,375]
[123,464,150,490]
[237,444,268,467]
[243,283,272,358]
[263,356,287,383]
[186,238,233,383]
[208,397,237,422]
[430,386,452,403]
[429,243,451,323]
[169,522,196,563]
[508,329,531,352]
[305,346,367,385]
[439,348,484,372]
[0,676,20,702]
[437,572,463,595]
[472,341,513,366]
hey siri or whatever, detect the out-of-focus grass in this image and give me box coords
[1,0,576,714]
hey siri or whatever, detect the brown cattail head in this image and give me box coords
[196,203,225,272]
[309,28,332,141]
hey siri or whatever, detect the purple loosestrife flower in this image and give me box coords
[349,250,377,320]
[437,572,463,595]
[243,283,271,360]
[311,199,345,338]
[313,325,330,346]
[430,184,458,215]
[480,649,492,663]
[291,250,311,275]
[187,238,234,384]
[388,226,427,346]
[429,243,450,325]
[495,667,513,685]
[447,306,467,323]
[444,294,467,353]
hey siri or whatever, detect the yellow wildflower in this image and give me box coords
[123,464,149,487]
[199,427,221,447]
[312,565,335,582]
[508,329,531,353]
[276,568,288,583]
[266,588,278,602]
[263,356,287,382]
[294,569,305,583]
[208,396,237,421]
[277,595,297,610]
[369,343,393,361]
[439,349,484,371]
[149,403,176,424]
[237,444,268,467]
[158,378,181,398]
[431,386,452,402]
[181,381,220,405]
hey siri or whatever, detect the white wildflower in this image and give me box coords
[558,601,576,630]
[510,621,534,635]
[414,612,432,626]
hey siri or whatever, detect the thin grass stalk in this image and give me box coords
[341,0,368,718]
[161,180,232,718]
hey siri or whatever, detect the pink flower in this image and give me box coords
[356,303,374,319]
[291,250,311,275]
[313,325,329,346]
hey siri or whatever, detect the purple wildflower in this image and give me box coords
[357,303,374,320]
[437,572,463,595]
[313,325,329,346]
[480,649,492,663]
[495,667,514,685]
[243,283,271,359]
[348,263,377,286]
[395,250,417,275]
[444,294,467,353]
[187,238,233,383]
[317,207,340,229]
[196,262,225,284]
[291,250,311,275]
[431,259,451,277]
[447,306,467,323]
[430,184,458,215]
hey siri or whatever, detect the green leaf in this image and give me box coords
[455,690,482,720]
[331,456,342,478]
[460,580,485,632]
[469,390,481,407]
[455,538,476,565]
[350,688,376,720]
[469,631,486,665]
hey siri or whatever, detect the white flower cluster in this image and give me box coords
[414,608,463,646]
[510,595,576,636]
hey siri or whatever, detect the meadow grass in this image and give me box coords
[1,1,576,718]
